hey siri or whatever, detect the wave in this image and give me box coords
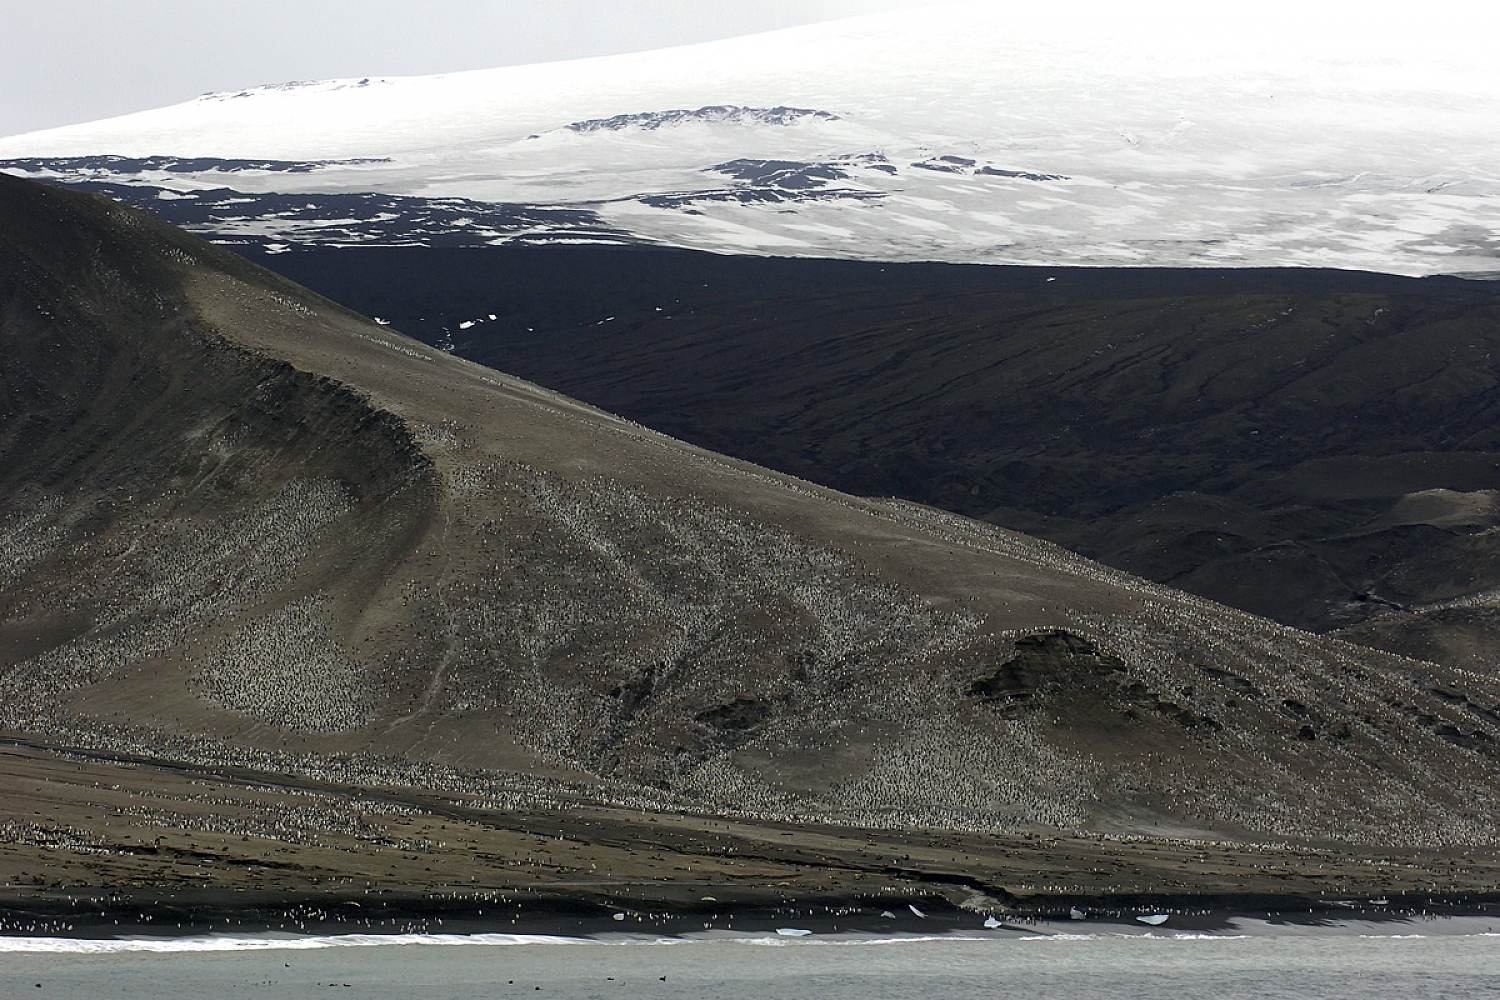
[0,930,1179,954]
[0,932,595,954]
[3,922,1496,954]
[0,930,1019,954]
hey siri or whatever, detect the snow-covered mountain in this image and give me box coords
[3,2,1497,274]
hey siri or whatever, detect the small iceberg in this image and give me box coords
[1135,914,1169,926]
[1069,908,1086,920]
[611,913,626,921]
[908,904,927,918]
[775,928,813,937]
[983,916,1003,929]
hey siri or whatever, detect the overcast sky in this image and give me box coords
[2,0,955,137]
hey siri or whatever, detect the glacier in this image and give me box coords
[1,1,1495,274]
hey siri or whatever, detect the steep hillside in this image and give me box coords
[248,244,1500,665]
[5,176,1500,902]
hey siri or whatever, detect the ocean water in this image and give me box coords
[3,923,1498,1000]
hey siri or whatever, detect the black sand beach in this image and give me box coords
[3,884,1498,941]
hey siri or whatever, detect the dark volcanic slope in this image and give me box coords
[249,246,1500,662]
[6,173,1500,886]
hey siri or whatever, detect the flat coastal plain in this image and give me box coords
[3,737,1499,938]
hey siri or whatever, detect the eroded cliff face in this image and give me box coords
[4,173,1500,852]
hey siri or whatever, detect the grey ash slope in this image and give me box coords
[4,173,1500,850]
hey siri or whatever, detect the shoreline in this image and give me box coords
[3,885,1498,941]
[6,737,1500,944]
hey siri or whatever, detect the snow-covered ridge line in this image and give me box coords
[198,77,395,102]
[0,155,389,175]
[561,106,840,133]
[1,1,1495,274]
[0,174,642,250]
